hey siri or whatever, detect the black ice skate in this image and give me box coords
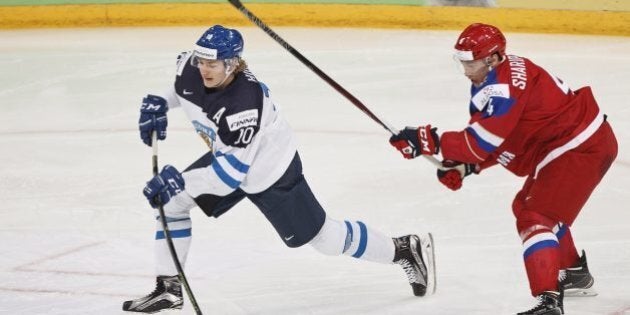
[559,250,597,297]
[393,234,436,297]
[517,291,564,315]
[123,275,183,313]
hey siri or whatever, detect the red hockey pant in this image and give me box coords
[512,121,617,296]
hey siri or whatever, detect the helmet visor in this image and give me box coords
[453,49,474,62]
[191,53,211,69]
[453,56,487,76]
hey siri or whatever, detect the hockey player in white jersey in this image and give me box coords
[122,25,436,313]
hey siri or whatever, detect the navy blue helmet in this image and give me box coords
[194,25,244,60]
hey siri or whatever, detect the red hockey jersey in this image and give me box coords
[440,55,604,177]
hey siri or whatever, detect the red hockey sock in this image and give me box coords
[522,229,560,295]
[554,223,580,269]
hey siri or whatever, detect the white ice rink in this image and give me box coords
[1,26,629,314]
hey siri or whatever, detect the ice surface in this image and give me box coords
[0,27,629,314]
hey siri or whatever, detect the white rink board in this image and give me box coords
[0,27,629,314]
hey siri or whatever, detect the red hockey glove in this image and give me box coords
[389,125,440,159]
[437,160,479,191]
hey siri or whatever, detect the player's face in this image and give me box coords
[196,58,231,88]
[459,58,490,86]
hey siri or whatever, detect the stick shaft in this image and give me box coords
[228,0,447,170]
[228,0,397,134]
[151,133,203,315]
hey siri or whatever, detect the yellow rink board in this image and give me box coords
[0,3,628,36]
[498,0,630,11]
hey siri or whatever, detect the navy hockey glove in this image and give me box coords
[436,160,479,191]
[389,125,439,159]
[139,94,168,146]
[143,165,185,208]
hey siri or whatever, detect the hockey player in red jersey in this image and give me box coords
[389,23,617,315]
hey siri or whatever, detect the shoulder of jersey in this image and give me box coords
[497,54,533,91]
[175,51,194,75]
[222,70,265,114]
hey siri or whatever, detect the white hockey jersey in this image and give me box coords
[157,52,297,198]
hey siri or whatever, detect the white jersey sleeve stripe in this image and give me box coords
[211,160,241,189]
[213,152,249,186]
[469,121,505,147]
[464,131,486,161]
[216,152,250,173]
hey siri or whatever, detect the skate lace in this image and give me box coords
[148,282,164,296]
[522,292,561,314]
[149,277,177,297]
[396,259,419,283]
[558,270,567,282]
[522,295,546,312]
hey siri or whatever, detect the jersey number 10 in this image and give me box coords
[235,127,255,145]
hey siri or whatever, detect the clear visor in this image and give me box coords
[191,52,240,74]
[452,55,488,75]
[191,51,216,69]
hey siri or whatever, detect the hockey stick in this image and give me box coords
[151,132,203,315]
[228,0,452,171]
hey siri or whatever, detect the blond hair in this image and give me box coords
[234,58,248,74]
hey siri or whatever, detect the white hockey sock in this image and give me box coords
[155,216,192,276]
[309,216,395,264]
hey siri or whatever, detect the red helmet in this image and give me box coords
[454,23,506,61]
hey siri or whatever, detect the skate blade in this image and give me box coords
[158,310,184,315]
[419,233,436,295]
[564,287,598,297]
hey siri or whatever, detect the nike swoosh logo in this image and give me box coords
[284,235,294,241]
[183,89,193,95]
